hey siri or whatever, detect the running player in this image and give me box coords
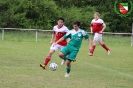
[40,18,69,69]
[53,21,91,77]
[89,12,110,56]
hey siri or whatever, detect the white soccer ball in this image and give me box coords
[49,62,58,71]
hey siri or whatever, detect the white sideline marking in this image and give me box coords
[82,61,133,78]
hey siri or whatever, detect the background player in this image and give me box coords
[53,21,91,77]
[89,12,110,56]
[40,18,69,69]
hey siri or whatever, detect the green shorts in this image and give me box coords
[61,44,79,61]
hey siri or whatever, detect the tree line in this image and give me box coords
[0,0,132,32]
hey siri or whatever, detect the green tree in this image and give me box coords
[0,0,59,29]
[58,6,95,31]
[0,0,132,32]
[55,0,133,32]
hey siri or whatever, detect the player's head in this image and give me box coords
[94,12,100,20]
[73,21,80,30]
[57,18,64,27]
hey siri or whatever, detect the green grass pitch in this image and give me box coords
[0,32,133,88]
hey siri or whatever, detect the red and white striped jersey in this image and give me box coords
[91,19,105,33]
[53,25,69,46]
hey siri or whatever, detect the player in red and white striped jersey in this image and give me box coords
[40,18,69,69]
[89,12,110,56]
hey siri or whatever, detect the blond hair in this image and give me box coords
[94,12,100,17]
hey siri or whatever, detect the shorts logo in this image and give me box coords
[114,0,133,17]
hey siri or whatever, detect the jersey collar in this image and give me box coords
[57,25,63,29]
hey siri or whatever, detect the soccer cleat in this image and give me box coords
[40,64,46,69]
[73,60,76,64]
[61,60,65,65]
[107,50,110,55]
[88,53,93,56]
[64,73,70,77]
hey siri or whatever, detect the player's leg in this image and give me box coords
[40,49,55,69]
[60,53,67,65]
[65,50,78,77]
[45,50,55,65]
[59,46,69,62]
[59,52,69,65]
[40,44,58,69]
[89,40,96,56]
[98,35,110,55]
[59,45,67,65]
[65,59,71,77]
[89,33,98,56]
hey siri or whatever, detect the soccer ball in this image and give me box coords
[49,62,58,71]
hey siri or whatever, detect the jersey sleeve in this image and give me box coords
[82,30,89,40]
[63,31,71,39]
[65,27,69,33]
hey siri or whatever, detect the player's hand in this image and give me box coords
[99,30,103,34]
[50,41,53,45]
[53,42,57,47]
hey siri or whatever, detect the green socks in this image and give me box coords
[66,66,71,74]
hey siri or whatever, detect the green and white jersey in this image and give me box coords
[63,29,89,50]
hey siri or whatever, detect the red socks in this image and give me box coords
[90,45,96,54]
[90,44,109,55]
[44,56,51,66]
[101,44,109,51]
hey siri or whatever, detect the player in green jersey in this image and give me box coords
[53,21,91,77]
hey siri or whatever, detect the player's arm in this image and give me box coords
[50,31,56,45]
[90,21,93,33]
[101,21,106,33]
[54,37,65,44]
[90,26,93,33]
[54,32,70,45]
[102,24,106,32]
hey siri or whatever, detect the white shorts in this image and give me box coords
[50,44,64,51]
[93,33,102,41]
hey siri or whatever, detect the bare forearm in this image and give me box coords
[102,25,106,32]
[90,27,93,33]
[55,37,65,44]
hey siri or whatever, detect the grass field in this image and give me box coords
[0,31,133,88]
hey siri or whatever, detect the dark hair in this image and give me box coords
[73,21,80,26]
[58,18,65,22]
